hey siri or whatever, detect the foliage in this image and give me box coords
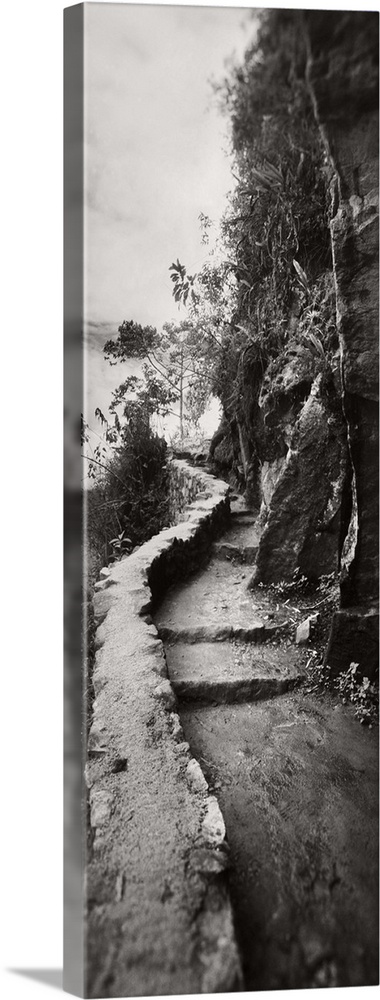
[291,272,337,365]
[83,411,169,576]
[306,656,378,726]
[103,315,216,439]
[260,567,311,599]
[104,320,158,360]
[169,260,198,308]
[257,272,338,424]
[335,663,379,726]
[217,10,332,356]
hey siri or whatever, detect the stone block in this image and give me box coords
[324,607,379,680]
[94,577,112,592]
[202,796,226,846]
[90,788,114,828]
[153,679,176,710]
[186,759,208,794]
[296,618,311,644]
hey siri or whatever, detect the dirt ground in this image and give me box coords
[181,691,379,990]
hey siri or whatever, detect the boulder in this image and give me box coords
[250,376,347,585]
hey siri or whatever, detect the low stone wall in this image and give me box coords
[167,457,214,525]
[85,463,241,997]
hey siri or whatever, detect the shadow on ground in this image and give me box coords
[9,969,62,990]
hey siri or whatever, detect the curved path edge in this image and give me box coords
[86,460,243,998]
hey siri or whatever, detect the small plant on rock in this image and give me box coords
[109,531,133,561]
[264,567,310,599]
[305,658,379,727]
[335,662,379,726]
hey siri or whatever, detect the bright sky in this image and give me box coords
[83,2,254,334]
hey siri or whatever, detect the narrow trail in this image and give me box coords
[153,494,379,990]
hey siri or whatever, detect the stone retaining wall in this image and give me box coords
[167,457,213,525]
[85,462,241,997]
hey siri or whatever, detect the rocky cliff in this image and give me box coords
[306,11,379,677]
[210,11,378,678]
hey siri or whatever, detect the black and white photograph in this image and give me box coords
[62,3,380,995]
[4,2,378,998]
[63,2,380,996]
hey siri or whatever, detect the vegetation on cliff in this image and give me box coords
[82,410,169,581]
[162,11,340,493]
[164,10,351,594]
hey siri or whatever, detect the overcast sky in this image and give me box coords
[83,2,254,334]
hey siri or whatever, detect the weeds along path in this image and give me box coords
[153,496,379,991]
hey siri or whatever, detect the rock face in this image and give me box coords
[209,416,245,490]
[245,13,378,678]
[306,11,379,677]
[251,374,347,584]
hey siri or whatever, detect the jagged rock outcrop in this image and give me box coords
[305,11,379,678]
[209,416,248,490]
[251,374,347,584]
[209,416,235,472]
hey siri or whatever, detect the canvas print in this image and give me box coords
[64,3,379,996]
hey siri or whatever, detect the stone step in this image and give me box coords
[154,562,289,641]
[212,541,258,564]
[165,642,305,703]
[230,511,258,524]
[157,621,286,644]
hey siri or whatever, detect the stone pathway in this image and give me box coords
[155,497,308,690]
[153,495,379,990]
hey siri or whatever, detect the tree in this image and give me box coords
[103,320,158,361]
[103,316,214,441]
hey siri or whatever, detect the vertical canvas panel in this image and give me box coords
[64,4,85,996]
[64,5,379,997]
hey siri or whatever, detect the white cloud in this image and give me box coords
[83,3,252,328]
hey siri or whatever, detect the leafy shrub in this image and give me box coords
[85,415,169,583]
[335,662,379,726]
[307,657,379,726]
